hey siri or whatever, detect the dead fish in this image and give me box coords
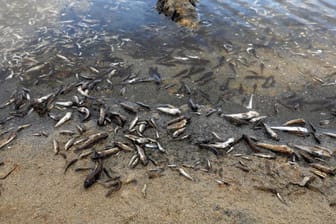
[135,101,151,110]
[157,105,181,116]
[263,123,279,141]
[0,131,17,149]
[59,130,76,135]
[55,101,73,107]
[97,107,106,126]
[94,147,120,159]
[115,142,134,152]
[55,112,72,128]
[178,168,194,181]
[65,137,77,150]
[138,121,147,133]
[283,118,306,126]
[269,126,309,134]
[250,116,268,123]
[56,54,72,63]
[311,169,327,179]
[75,132,108,151]
[200,137,236,149]
[310,163,335,175]
[255,142,294,155]
[84,158,103,188]
[76,124,86,134]
[53,139,59,155]
[167,119,187,130]
[172,127,186,138]
[242,134,260,153]
[291,144,332,158]
[16,124,32,132]
[124,134,151,144]
[77,107,90,121]
[26,63,47,73]
[128,154,139,168]
[142,184,147,198]
[246,94,254,110]
[253,153,276,159]
[0,164,18,180]
[166,116,186,126]
[105,180,122,197]
[135,145,148,166]
[120,101,139,113]
[222,111,260,120]
[88,66,99,74]
[129,115,139,131]
[323,132,336,138]
[64,157,78,174]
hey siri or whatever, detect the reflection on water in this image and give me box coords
[1,0,336,103]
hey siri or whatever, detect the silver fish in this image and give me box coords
[200,137,236,149]
[157,105,181,116]
[135,145,148,165]
[55,112,72,128]
[53,139,59,155]
[129,115,139,131]
[178,168,194,181]
[222,111,260,120]
[269,126,309,134]
[263,123,279,141]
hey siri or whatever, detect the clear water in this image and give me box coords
[1,0,336,103]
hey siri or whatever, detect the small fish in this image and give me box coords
[77,107,90,121]
[64,157,78,174]
[26,63,47,73]
[246,94,254,110]
[53,139,59,155]
[135,145,148,166]
[94,147,120,159]
[255,142,294,155]
[65,137,77,150]
[56,54,72,63]
[129,115,139,131]
[167,119,187,130]
[75,132,109,151]
[283,118,306,126]
[178,168,194,181]
[84,158,103,188]
[291,144,331,158]
[323,132,336,138]
[222,111,260,120]
[115,142,134,152]
[253,153,276,159]
[0,131,17,149]
[172,128,186,138]
[310,163,335,175]
[157,105,181,116]
[200,137,236,150]
[97,107,106,126]
[124,134,151,144]
[55,112,72,128]
[270,126,309,134]
[142,184,147,198]
[263,123,279,141]
[120,101,138,113]
[128,154,139,168]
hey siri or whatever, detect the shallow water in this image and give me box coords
[1,0,336,99]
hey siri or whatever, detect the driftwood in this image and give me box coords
[156,0,199,29]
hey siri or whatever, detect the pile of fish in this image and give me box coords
[0,66,336,198]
